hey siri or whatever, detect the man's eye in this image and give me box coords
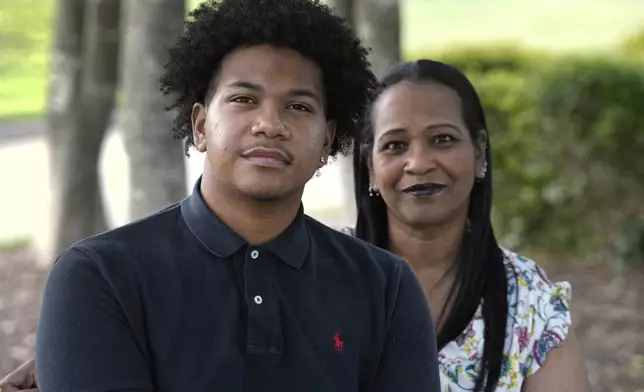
[287,103,311,112]
[231,96,254,104]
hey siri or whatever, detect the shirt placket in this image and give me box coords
[244,247,282,356]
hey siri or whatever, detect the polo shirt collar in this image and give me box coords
[181,177,310,269]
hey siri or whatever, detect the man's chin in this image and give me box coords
[236,184,295,202]
[244,191,284,202]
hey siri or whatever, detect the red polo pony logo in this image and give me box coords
[333,332,344,353]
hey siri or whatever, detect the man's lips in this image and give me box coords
[241,147,292,167]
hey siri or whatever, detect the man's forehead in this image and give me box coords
[216,45,323,90]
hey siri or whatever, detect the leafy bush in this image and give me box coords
[619,29,644,60]
[443,48,644,264]
[408,44,548,75]
[534,56,644,263]
[538,56,644,182]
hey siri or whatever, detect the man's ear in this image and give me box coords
[191,103,208,152]
[320,120,337,163]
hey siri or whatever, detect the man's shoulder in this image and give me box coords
[65,202,183,266]
[304,217,407,278]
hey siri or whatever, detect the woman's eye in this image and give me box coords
[287,103,311,112]
[383,141,405,151]
[434,135,455,145]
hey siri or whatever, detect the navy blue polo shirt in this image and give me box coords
[36,179,440,392]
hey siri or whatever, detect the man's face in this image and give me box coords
[192,45,335,201]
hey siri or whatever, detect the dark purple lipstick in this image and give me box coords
[402,183,446,197]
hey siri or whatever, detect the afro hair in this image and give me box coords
[160,0,377,156]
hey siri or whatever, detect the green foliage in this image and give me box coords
[450,49,644,264]
[0,235,32,253]
[410,45,644,263]
[0,0,53,73]
[424,44,548,75]
[619,29,644,59]
[537,56,644,183]
[0,0,52,120]
[470,71,558,249]
[534,56,644,263]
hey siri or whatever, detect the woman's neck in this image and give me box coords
[387,212,467,274]
[387,210,469,329]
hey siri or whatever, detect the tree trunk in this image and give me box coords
[71,0,121,232]
[42,0,121,261]
[121,0,187,221]
[354,0,401,78]
[326,0,358,227]
[328,0,400,228]
[44,0,86,262]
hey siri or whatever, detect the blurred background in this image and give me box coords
[1,0,643,390]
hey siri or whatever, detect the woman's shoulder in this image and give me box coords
[501,247,572,303]
[500,247,572,376]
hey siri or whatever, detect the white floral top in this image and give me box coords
[339,229,572,391]
[438,248,571,391]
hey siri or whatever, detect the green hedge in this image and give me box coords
[409,44,549,75]
[620,29,644,60]
[531,56,644,263]
[410,47,644,264]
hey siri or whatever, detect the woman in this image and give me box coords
[0,60,589,392]
[346,59,589,391]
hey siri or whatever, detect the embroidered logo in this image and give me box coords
[333,332,344,353]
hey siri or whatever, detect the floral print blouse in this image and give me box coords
[339,228,572,391]
[438,248,571,391]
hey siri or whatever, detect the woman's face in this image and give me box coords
[369,80,486,229]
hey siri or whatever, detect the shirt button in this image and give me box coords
[254,295,263,305]
[250,249,259,259]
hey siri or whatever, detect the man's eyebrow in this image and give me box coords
[286,88,322,104]
[224,81,322,104]
[224,80,264,91]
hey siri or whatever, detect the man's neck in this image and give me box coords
[199,174,303,245]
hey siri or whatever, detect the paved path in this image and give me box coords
[0,118,44,143]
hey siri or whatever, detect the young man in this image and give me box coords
[10,0,440,391]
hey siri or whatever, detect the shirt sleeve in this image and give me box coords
[371,261,441,392]
[35,247,154,392]
[515,258,572,377]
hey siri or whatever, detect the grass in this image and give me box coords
[0,65,48,121]
[1,0,643,123]
[0,235,32,253]
[400,0,644,54]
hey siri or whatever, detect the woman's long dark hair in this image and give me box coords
[354,60,508,392]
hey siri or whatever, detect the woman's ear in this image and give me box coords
[475,129,488,177]
[365,149,378,192]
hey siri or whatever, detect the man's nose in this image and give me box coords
[251,103,288,138]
